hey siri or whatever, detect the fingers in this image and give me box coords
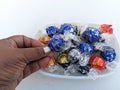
[7,35,53,63]
[19,46,52,63]
[47,52,54,57]
[7,35,44,48]
[23,57,50,78]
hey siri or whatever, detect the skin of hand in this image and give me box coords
[0,35,54,90]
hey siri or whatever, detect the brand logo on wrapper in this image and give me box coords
[37,23,119,80]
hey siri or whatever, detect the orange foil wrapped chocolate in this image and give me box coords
[45,57,56,70]
[39,35,51,44]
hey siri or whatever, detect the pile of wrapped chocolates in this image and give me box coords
[39,23,117,79]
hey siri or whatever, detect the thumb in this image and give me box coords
[19,46,51,63]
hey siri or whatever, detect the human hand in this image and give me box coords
[0,35,54,90]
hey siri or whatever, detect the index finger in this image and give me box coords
[7,35,44,48]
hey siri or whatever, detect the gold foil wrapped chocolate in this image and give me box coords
[39,35,51,44]
[57,54,70,64]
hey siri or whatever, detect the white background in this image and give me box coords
[0,0,120,90]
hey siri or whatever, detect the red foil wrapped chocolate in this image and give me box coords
[89,55,106,70]
[100,24,113,34]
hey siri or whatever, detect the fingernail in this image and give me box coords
[43,46,51,54]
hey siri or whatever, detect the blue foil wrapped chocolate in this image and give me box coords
[82,27,101,43]
[46,26,59,37]
[59,23,77,35]
[101,46,116,62]
[48,36,65,52]
[78,43,94,54]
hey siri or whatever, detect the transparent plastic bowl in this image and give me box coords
[35,23,120,80]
